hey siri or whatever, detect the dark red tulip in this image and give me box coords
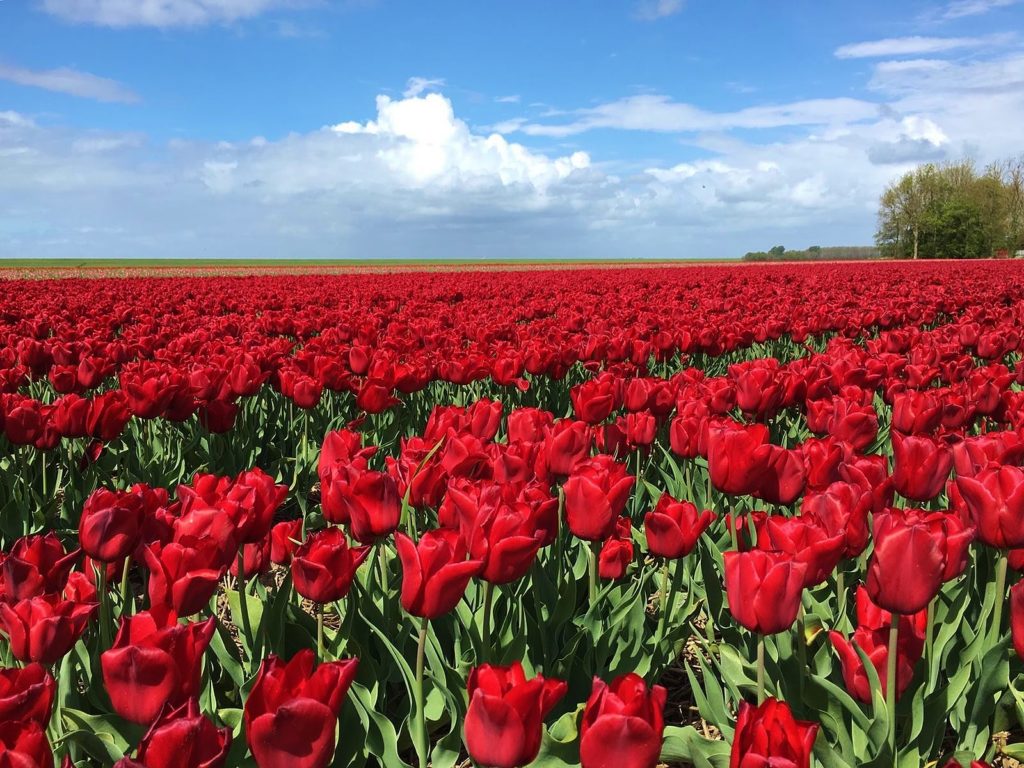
[507,407,553,444]
[571,374,620,424]
[723,550,807,635]
[0,594,96,664]
[730,698,818,768]
[291,527,369,604]
[801,481,871,559]
[707,421,770,497]
[133,699,231,768]
[395,530,482,619]
[757,516,845,588]
[451,483,547,585]
[563,455,634,542]
[229,536,271,580]
[579,673,666,768]
[321,467,402,543]
[866,508,947,615]
[543,419,592,477]
[318,429,377,477]
[598,517,634,580]
[891,432,952,502]
[956,464,1024,549]
[464,662,567,768]
[79,487,145,563]
[101,610,215,724]
[0,720,53,768]
[270,519,303,566]
[142,541,225,617]
[644,493,715,559]
[244,650,359,768]
[0,663,55,725]
[0,532,80,603]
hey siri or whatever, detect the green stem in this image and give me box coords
[588,539,599,604]
[118,555,132,616]
[317,603,325,661]
[992,552,1009,642]
[414,618,429,768]
[97,566,111,649]
[886,612,899,762]
[728,506,738,551]
[657,558,685,649]
[924,597,935,661]
[835,569,846,628]
[756,634,766,705]
[236,551,253,663]
[481,580,495,663]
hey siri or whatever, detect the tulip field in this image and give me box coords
[5,260,1024,768]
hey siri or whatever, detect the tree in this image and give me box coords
[768,245,786,257]
[876,157,1020,259]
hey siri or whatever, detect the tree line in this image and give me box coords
[876,157,1024,260]
[742,245,881,262]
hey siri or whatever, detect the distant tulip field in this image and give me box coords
[5,261,1024,768]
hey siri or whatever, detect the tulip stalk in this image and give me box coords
[992,551,1008,643]
[481,580,495,663]
[316,603,325,661]
[656,558,685,652]
[236,552,254,663]
[756,634,766,705]
[886,612,899,762]
[118,555,132,614]
[588,540,599,605]
[413,617,429,768]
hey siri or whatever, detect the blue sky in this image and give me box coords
[1,0,1022,260]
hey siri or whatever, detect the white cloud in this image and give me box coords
[834,35,992,59]
[41,0,302,27]
[0,63,139,103]
[940,0,1018,19]
[403,77,446,98]
[516,94,879,137]
[634,0,684,21]
[495,95,521,104]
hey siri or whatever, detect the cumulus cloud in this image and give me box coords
[834,35,993,59]
[0,63,139,103]
[41,0,303,27]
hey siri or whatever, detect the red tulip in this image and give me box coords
[133,699,231,768]
[318,428,376,478]
[757,516,845,588]
[543,419,593,477]
[321,467,402,543]
[0,663,55,725]
[563,455,634,542]
[79,487,145,563]
[730,698,818,768]
[956,464,1024,549]
[891,433,952,502]
[291,527,369,604]
[0,594,96,664]
[643,493,715,559]
[142,541,225,617]
[244,650,358,768]
[395,530,483,619]
[708,421,770,497]
[448,481,549,584]
[270,520,303,565]
[0,720,53,768]
[579,673,666,768]
[507,407,553,444]
[464,662,567,768]
[723,550,807,635]
[101,610,215,724]
[598,518,634,580]
[866,508,947,615]
[0,532,80,603]
[571,374,619,424]
[801,481,871,559]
